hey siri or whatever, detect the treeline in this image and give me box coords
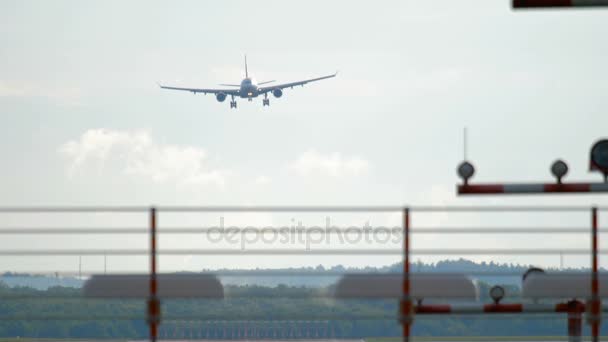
[0,280,602,338]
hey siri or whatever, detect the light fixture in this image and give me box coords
[550,159,569,184]
[590,139,608,182]
[457,161,475,184]
[489,285,505,304]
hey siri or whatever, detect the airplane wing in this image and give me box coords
[159,84,240,95]
[258,72,337,93]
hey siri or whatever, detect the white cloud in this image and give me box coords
[59,129,226,187]
[289,149,370,177]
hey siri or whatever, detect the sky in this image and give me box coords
[0,0,607,274]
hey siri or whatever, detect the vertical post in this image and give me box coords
[591,207,600,342]
[401,208,412,342]
[463,126,468,160]
[567,301,583,342]
[148,207,160,342]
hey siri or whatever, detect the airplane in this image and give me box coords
[159,56,337,108]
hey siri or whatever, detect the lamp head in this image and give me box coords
[550,160,569,183]
[457,161,475,184]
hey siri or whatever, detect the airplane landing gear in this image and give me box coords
[230,101,237,109]
[263,93,270,106]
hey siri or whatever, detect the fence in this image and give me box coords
[0,205,606,341]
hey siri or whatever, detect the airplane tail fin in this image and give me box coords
[244,55,248,78]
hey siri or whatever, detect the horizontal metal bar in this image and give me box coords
[0,314,396,321]
[0,296,140,300]
[0,313,562,321]
[1,311,602,321]
[0,315,568,322]
[411,228,592,234]
[3,293,604,300]
[0,228,149,234]
[5,270,578,277]
[459,183,608,195]
[159,314,595,321]
[0,315,146,321]
[0,294,333,299]
[158,206,601,212]
[514,0,608,8]
[157,206,405,212]
[215,271,606,276]
[0,206,602,213]
[6,271,602,278]
[410,206,604,212]
[0,207,150,213]
[0,227,600,234]
[0,248,599,256]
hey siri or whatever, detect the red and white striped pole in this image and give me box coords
[401,208,412,342]
[456,160,608,195]
[416,300,585,341]
[415,302,587,315]
[514,0,608,7]
[148,207,160,342]
[459,182,608,195]
[566,301,584,342]
[590,207,601,342]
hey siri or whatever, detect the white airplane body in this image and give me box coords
[160,56,336,108]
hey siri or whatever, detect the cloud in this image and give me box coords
[289,149,370,178]
[59,129,226,187]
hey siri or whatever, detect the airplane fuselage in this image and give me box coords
[239,78,259,98]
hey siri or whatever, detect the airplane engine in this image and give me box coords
[216,93,227,102]
[272,89,283,98]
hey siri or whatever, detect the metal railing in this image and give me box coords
[0,205,606,341]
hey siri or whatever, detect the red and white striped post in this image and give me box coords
[456,155,606,339]
[459,182,608,195]
[415,300,586,341]
[148,207,160,342]
[401,208,412,342]
[566,301,584,342]
[591,207,601,342]
[415,302,587,315]
[457,156,608,195]
[514,0,608,7]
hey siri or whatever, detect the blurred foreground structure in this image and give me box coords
[0,205,606,342]
[514,0,608,8]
